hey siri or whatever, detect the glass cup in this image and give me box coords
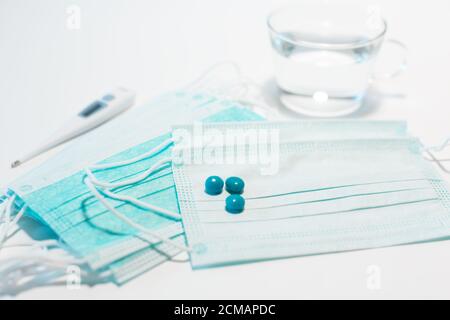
[267,1,406,117]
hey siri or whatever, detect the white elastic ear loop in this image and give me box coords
[185,61,281,121]
[90,138,175,170]
[9,205,26,227]
[2,274,67,297]
[234,77,281,119]
[0,244,90,295]
[0,198,7,224]
[86,137,180,221]
[101,189,181,220]
[423,137,450,173]
[0,198,109,293]
[84,178,191,253]
[0,236,112,294]
[424,137,450,152]
[424,137,450,158]
[1,239,60,249]
[86,157,172,189]
[0,195,16,252]
[184,61,279,117]
[424,150,450,174]
[1,268,66,295]
[86,161,181,221]
[0,196,86,270]
[0,256,110,295]
[184,61,243,91]
[0,204,27,249]
[0,252,85,266]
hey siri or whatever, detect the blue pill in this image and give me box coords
[225,195,245,214]
[205,176,224,195]
[225,177,245,194]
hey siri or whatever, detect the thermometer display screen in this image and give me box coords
[79,100,107,118]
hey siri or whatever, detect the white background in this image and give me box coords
[1,0,450,299]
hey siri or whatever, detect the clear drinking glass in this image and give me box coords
[267,1,406,117]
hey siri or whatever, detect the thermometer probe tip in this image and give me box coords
[11,160,21,168]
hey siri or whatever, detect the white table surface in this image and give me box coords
[1,0,450,299]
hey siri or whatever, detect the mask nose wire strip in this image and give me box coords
[90,138,175,171]
[84,178,191,252]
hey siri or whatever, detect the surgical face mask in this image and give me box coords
[5,91,264,285]
[169,122,450,269]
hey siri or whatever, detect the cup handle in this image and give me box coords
[371,38,408,81]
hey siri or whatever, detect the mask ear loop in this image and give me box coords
[0,237,110,295]
[0,255,111,297]
[83,136,191,252]
[184,61,280,120]
[86,159,181,220]
[0,197,109,296]
[101,189,181,220]
[0,203,27,250]
[85,138,182,221]
[0,195,77,257]
[233,77,280,120]
[183,61,244,92]
[84,178,191,253]
[86,157,173,189]
[0,195,17,253]
[423,137,450,174]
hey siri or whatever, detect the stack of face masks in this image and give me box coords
[1,91,265,288]
[4,103,450,290]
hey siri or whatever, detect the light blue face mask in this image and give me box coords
[169,122,450,269]
[6,91,265,284]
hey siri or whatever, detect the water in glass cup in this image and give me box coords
[268,2,387,117]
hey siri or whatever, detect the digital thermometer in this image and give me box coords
[11,87,136,168]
